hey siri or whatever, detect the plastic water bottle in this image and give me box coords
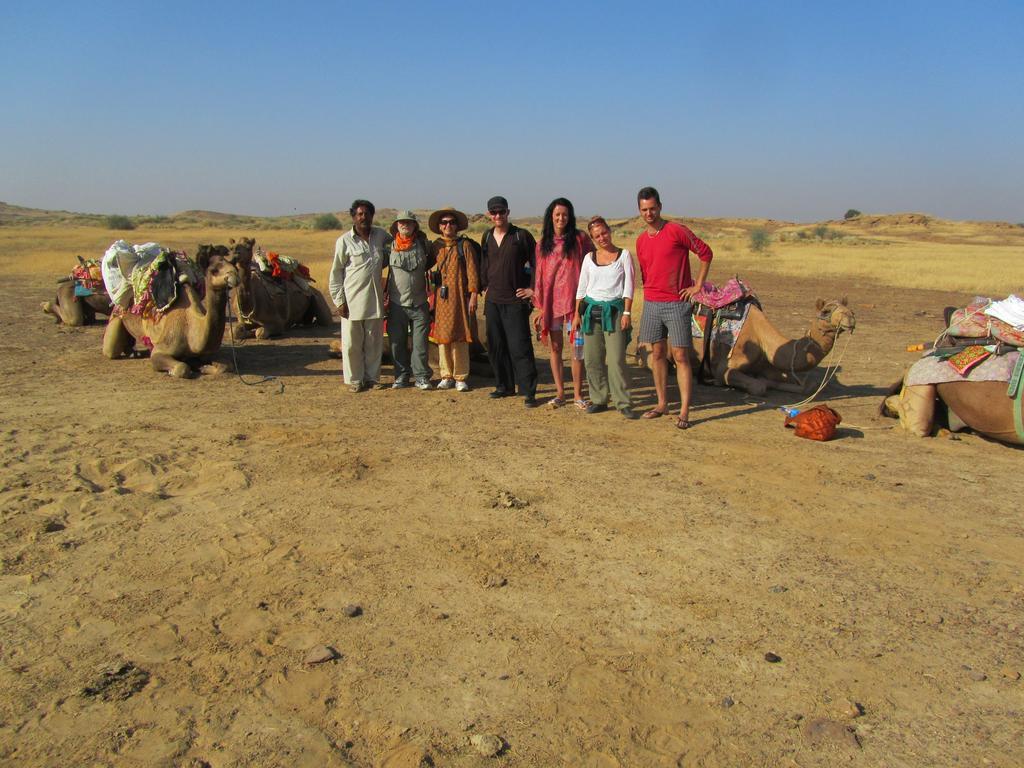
[780,407,799,418]
[573,328,584,361]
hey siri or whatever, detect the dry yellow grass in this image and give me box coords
[2,214,1021,296]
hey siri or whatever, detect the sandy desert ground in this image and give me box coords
[1,217,1022,767]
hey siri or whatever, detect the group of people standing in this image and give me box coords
[328,187,713,429]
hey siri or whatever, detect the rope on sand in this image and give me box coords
[224,312,284,393]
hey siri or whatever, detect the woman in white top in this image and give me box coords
[572,217,639,419]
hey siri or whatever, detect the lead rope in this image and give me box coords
[224,288,283,393]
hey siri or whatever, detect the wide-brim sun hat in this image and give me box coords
[428,207,469,235]
[389,210,419,236]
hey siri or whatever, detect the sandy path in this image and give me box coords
[1,269,1021,767]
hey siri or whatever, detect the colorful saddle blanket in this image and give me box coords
[944,296,1024,347]
[70,259,104,297]
[127,250,200,318]
[906,348,1019,387]
[254,248,314,293]
[692,278,760,353]
[693,277,755,311]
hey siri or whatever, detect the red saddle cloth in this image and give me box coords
[693,277,753,310]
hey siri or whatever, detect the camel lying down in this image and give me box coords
[638,298,856,397]
[103,242,245,378]
[882,379,1023,446]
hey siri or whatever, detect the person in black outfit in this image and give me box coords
[479,196,540,408]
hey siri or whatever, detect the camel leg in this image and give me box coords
[756,367,813,393]
[151,351,194,378]
[41,300,61,324]
[723,369,769,397]
[230,323,256,341]
[102,316,134,359]
[199,361,230,375]
[46,285,91,326]
[312,292,335,327]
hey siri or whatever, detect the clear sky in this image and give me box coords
[2,0,1022,221]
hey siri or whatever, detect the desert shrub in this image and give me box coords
[311,213,342,231]
[106,214,136,230]
[749,227,770,253]
[813,224,830,239]
[844,209,862,220]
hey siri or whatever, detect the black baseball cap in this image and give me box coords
[487,196,509,213]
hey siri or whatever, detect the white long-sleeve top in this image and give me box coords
[575,249,634,302]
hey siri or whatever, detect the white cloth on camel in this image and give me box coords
[984,295,1024,330]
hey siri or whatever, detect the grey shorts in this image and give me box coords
[638,300,693,348]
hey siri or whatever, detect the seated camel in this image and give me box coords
[881,302,1022,445]
[102,242,244,378]
[231,239,335,339]
[699,298,856,396]
[41,258,113,326]
[636,297,856,397]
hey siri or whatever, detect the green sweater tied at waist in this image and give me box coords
[581,297,631,343]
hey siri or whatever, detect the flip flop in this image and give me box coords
[574,399,591,411]
[642,409,666,420]
[548,396,566,408]
[675,417,692,430]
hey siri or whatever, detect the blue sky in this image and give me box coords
[1,0,1022,221]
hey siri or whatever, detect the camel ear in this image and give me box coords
[196,244,212,272]
[840,296,848,306]
[815,298,825,311]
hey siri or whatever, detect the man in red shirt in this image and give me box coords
[635,186,713,429]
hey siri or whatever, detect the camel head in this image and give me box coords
[815,297,856,335]
[228,237,256,270]
[196,244,240,291]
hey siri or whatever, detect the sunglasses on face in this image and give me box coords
[440,219,457,226]
[488,209,508,216]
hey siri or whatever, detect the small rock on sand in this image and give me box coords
[721,696,734,708]
[802,717,861,749]
[764,652,782,663]
[82,662,150,701]
[469,733,506,757]
[837,698,864,718]
[304,645,340,665]
[968,670,987,682]
[343,604,363,618]
[493,491,527,509]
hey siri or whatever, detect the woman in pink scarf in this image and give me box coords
[533,197,594,409]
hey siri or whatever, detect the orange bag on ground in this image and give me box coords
[785,405,842,441]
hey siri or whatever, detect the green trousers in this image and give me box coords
[583,305,632,410]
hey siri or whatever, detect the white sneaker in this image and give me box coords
[455,381,470,392]
[436,378,455,390]
[415,378,433,390]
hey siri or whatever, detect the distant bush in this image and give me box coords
[844,209,862,220]
[106,214,136,230]
[749,227,770,253]
[311,213,342,231]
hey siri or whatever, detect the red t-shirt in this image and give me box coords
[635,221,713,302]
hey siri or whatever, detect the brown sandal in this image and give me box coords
[675,417,692,430]
[642,409,666,420]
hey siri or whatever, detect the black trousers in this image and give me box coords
[485,299,538,397]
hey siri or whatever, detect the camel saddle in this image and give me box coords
[943,298,1024,348]
[254,248,315,294]
[692,277,761,382]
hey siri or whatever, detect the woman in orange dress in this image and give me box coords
[427,207,481,392]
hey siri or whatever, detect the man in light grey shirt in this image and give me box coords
[329,199,389,392]
[386,210,434,389]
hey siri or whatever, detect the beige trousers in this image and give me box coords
[437,342,469,381]
[341,317,383,385]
